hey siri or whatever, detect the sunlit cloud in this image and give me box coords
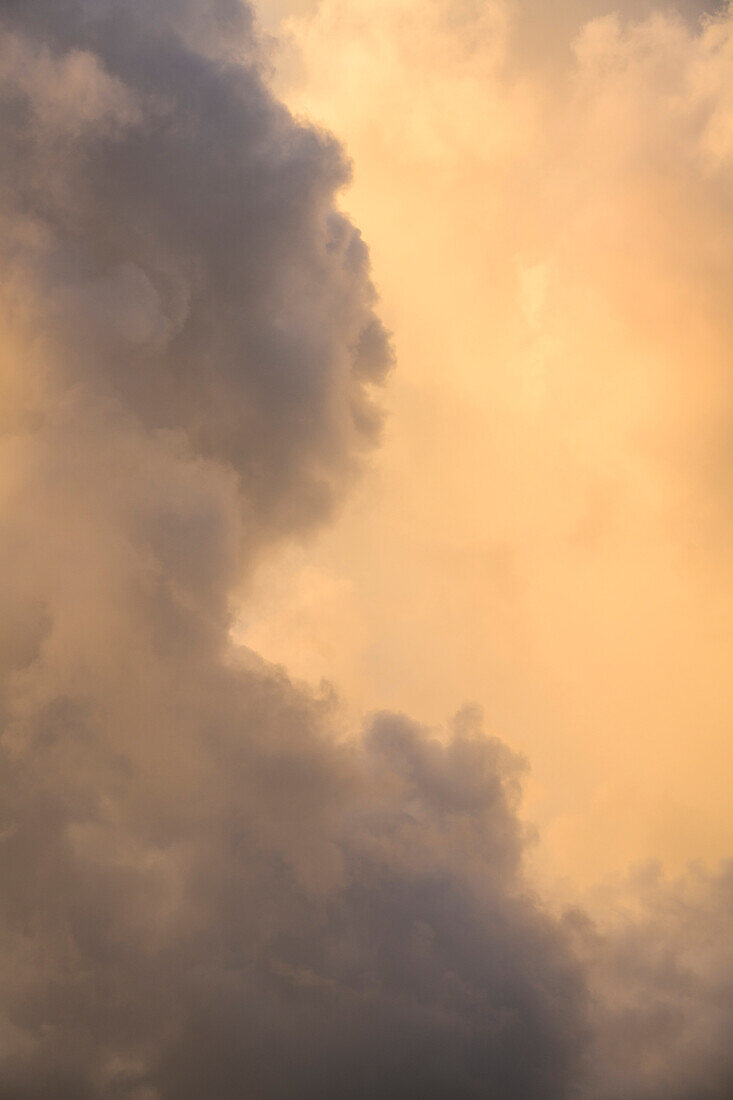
[0,1,731,1097]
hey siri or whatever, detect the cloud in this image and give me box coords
[0,0,392,551]
[0,2,581,1096]
[575,861,733,1099]
[263,0,733,884]
[0,1,731,1098]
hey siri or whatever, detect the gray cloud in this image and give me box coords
[0,1,730,1098]
[574,861,733,1100]
[0,0,391,551]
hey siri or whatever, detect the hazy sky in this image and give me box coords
[0,1,731,1097]
[239,0,733,889]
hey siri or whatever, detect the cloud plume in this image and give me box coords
[0,1,731,1098]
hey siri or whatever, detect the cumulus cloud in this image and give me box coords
[0,1,580,1096]
[0,0,391,548]
[0,1,731,1098]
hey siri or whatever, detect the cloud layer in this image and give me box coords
[257,0,733,882]
[0,1,731,1098]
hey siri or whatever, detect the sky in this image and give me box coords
[0,1,731,1098]
[241,0,733,890]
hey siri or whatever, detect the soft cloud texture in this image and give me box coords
[0,0,391,548]
[252,0,733,883]
[0,0,731,1097]
[0,1,582,1096]
[578,861,733,1099]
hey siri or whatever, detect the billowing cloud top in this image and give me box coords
[0,0,391,550]
[0,1,731,1098]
